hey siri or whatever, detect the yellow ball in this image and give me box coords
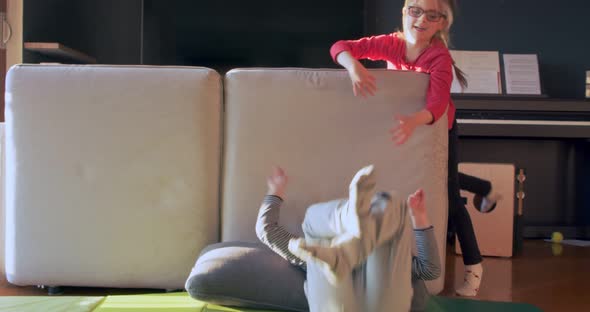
[551,232,563,243]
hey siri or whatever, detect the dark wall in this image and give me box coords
[24,0,142,64]
[23,0,66,63]
[23,0,590,97]
[373,0,590,99]
[68,0,143,64]
[142,0,365,71]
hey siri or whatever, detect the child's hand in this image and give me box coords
[408,189,431,229]
[349,61,377,97]
[390,114,418,145]
[408,189,425,214]
[267,166,288,199]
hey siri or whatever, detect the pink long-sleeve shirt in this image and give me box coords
[330,32,455,129]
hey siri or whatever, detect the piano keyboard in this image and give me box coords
[458,119,590,126]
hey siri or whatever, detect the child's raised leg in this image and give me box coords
[363,193,414,312]
[299,191,414,312]
[291,190,407,284]
[301,164,376,241]
[304,251,361,312]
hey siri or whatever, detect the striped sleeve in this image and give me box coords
[255,195,307,270]
[411,226,441,280]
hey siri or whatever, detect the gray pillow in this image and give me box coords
[185,241,308,312]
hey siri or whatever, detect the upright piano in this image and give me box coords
[455,97,590,138]
[453,96,590,239]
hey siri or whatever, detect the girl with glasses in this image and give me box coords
[330,0,484,297]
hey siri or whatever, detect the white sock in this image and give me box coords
[341,164,376,237]
[456,263,483,296]
[289,238,340,284]
[289,203,386,285]
[480,190,502,213]
[290,229,376,284]
[290,165,378,284]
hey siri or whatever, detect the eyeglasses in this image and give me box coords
[406,6,447,22]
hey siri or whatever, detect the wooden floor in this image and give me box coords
[440,239,590,312]
[1,239,589,312]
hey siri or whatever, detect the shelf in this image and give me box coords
[24,42,97,64]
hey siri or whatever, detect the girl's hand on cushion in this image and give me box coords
[349,61,377,97]
[390,114,417,145]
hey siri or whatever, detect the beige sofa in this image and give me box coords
[2,65,448,294]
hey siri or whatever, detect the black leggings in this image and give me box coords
[448,119,482,265]
[459,172,492,197]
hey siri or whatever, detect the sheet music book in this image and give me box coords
[450,50,501,94]
[503,54,542,95]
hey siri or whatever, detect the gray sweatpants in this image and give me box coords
[302,192,414,312]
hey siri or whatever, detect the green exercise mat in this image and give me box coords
[184,295,544,312]
[0,292,543,312]
[0,296,104,312]
[92,292,206,312]
[93,292,270,312]
[427,296,543,312]
[93,292,543,312]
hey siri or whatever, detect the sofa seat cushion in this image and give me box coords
[222,68,448,293]
[185,241,307,312]
[4,65,222,289]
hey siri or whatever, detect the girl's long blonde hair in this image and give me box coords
[404,0,467,88]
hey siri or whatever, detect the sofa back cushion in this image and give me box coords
[222,68,448,293]
[4,65,222,289]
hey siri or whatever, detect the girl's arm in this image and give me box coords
[255,167,306,268]
[391,52,453,145]
[412,226,441,280]
[255,195,306,268]
[330,34,399,64]
[408,189,441,280]
[337,51,377,97]
[331,34,400,97]
[423,53,453,124]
